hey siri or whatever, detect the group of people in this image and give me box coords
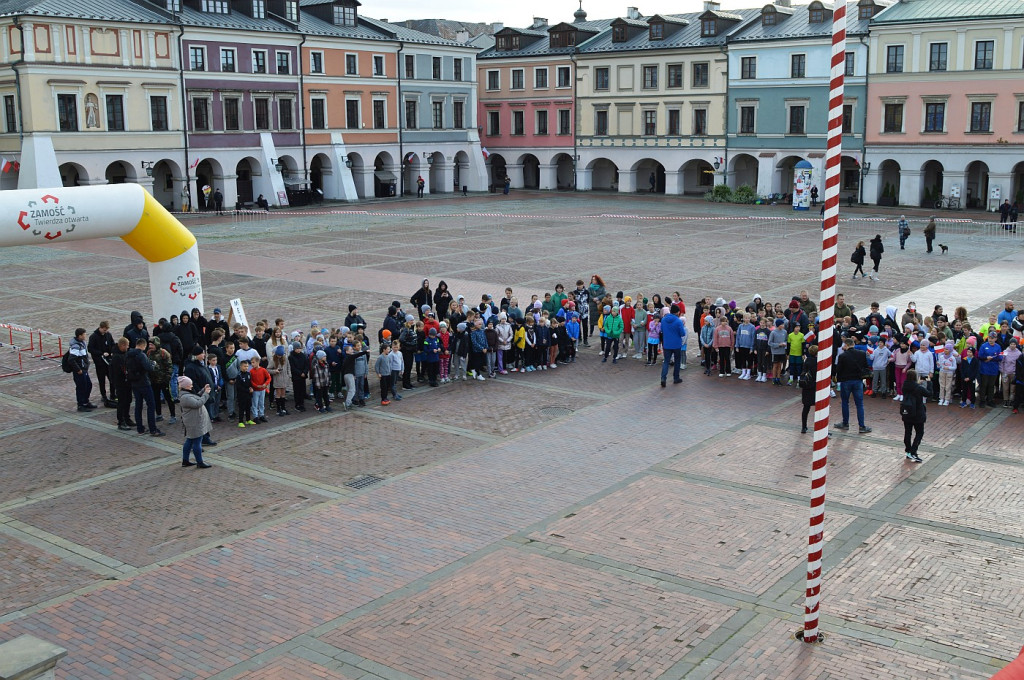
[66,274,1022,468]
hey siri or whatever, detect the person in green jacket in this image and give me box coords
[603,305,624,364]
[551,283,568,311]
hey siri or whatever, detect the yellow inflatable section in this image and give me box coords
[2,184,203,320]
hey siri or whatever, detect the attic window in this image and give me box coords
[496,35,520,50]
[858,2,874,19]
[333,4,356,26]
[649,21,663,40]
[201,0,228,13]
[612,25,626,42]
[762,8,776,26]
[166,0,181,11]
[701,18,716,37]
[285,0,298,21]
[809,4,825,23]
[550,30,576,48]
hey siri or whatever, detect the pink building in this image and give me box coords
[476,12,612,190]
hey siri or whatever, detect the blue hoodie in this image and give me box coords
[734,322,755,350]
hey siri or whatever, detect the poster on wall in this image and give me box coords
[277,190,289,207]
[793,161,813,211]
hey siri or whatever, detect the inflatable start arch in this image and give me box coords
[3,184,203,321]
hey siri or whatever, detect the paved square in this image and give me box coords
[900,458,1024,538]
[529,475,855,595]
[324,548,738,680]
[706,618,990,680]
[8,464,328,567]
[0,194,1021,678]
[672,422,915,508]
[826,523,1024,659]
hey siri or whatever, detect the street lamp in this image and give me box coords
[271,158,283,172]
[858,160,870,205]
[713,158,721,171]
[140,160,154,177]
[344,158,353,168]
[423,152,434,165]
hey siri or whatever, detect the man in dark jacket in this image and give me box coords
[345,304,366,331]
[660,304,687,387]
[183,346,217,445]
[108,338,133,430]
[69,327,95,411]
[88,321,116,407]
[171,314,198,364]
[834,337,871,433]
[287,341,309,411]
[125,337,163,436]
[124,311,149,347]
[205,308,230,347]
[156,319,184,400]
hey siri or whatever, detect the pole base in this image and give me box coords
[794,629,827,644]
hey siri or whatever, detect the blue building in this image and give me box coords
[725,0,882,201]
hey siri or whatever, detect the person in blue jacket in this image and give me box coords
[660,304,687,388]
[978,331,1003,407]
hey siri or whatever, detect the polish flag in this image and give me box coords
[0,157,11,173]
[481,147,490,160]
[189,157,199,170]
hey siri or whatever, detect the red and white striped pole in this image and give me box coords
[803,0,847,644]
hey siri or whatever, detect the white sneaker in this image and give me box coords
[898,394,904,401]
[893,394,900,400]
[476,374,486,381]
[549,363,557,369]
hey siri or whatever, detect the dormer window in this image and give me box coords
[333,3,356,26]
[649,21,663,40]
[166,0,181,11]
[285,0,298,21]
[252,0,265,18]
[809,5,825,23]
[550,30,576,48]
[201,0,228,13]
[701,18,716,36]
[858,1,875,19]
[762,7,776,26]
[612,25,626,42]
[495,34,521,50]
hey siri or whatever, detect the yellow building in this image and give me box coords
[575,2,758,194]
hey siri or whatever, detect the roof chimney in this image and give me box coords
[626,6,640,19]
[491,22,504,32]
[455,29,470,43]
[703,0,720,11]
[531,17,548,29]
[775,0,791,6]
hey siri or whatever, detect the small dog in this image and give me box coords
[938,243,948,254]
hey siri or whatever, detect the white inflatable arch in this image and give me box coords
[3,184,203,320]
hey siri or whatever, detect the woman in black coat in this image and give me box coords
[901,368,931,462]
[800,345,818,433]
[433,281,453,321]
[868,234,884,281]
[850,241,866,279]
[411,279,432,318]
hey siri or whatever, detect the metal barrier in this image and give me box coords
[0,322,63,378]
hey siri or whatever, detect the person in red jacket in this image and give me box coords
[619,297,635,360]
[248,358,271,422]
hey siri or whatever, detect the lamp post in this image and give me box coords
[140,161,154,177]
[272,158,283,172]
[858,160,870,205]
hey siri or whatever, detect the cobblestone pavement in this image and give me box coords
[0,192,1021,678]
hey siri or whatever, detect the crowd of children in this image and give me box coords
[79,284,1024,446]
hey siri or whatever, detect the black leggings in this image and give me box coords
[717,347,732,374]
[853,264,865,277]
[736,347,751,370]
[647,343,658,363]
[581,321,590,344]
[801,402,813,430]
[903,420,924,455]
[605,338,619,359]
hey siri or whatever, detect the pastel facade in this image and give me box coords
[726,1,876,200]
[864,0,1024,209]
[574,4,759,194]
[477,16,606,191]
[0,0,182,202]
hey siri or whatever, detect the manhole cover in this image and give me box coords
[345,474,384,490]
[538,406,573,420]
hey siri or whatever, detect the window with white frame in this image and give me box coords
[556,65,571,88]
[693,107,707,136]
[223,97,240,130]
[929,43,947,71]
[739,104,755,133]
[346,99,359,129]
[432,100,443,129]
[535,67,548,89]
[278,98,293,129]
[486,70,499,90]
[453,100,464,128]
[310,51,324,73]
[595,108,608,135]
[791,53,806,78]
[373,55,384,76]
[310,97,326,129]
[454,59,462,81]
[594,67,608,90]
[150,95,168,131]
[221,48,236,72]
[487,110,499,135]
[845,52,855,76]
[643,109,656,135]
[558,108,570,135]
[512,109,524,135]
[883,100,904,133]
[787,103,806,134]
[105,94,125,131]
[405,99,417,129]
[346,54,358,75]
[254,97,270,129]
[924,101,945,133]
[511,68,524,90]
[404,54,415,78]
[667,108,680,135]
[373,99,386,129]
[284,0,297,21]
[885,45,903,73]
[191,97,210,131]
[432,56,442,80]
[189,46,206,71]
[276,51,290,75]
[536,109,548,135]
[975,40,994,70]
[201,0,228,13]
[253,50,267,73]
[970,100,992,132]
[251,0,265,18]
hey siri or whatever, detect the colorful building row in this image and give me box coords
[0,0,487,208]
[478,0,1024,208]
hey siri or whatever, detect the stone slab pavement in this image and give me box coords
[0,192,1022,679]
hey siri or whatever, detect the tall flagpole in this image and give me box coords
[802,0,847,644]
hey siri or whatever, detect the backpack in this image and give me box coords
[899,393,918,419]
[125,353,142,382]
[61,350,75,373]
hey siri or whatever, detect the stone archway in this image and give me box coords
[921,160,943,207]
[553,153,574,190]
[730,153,758,191]
[105,161,137,184]
[152,159,182,211]
[965,160,989,209]
[877,159,901,205]
[587,158,617,190]
[60,162,89,188]
[519,153,540,189]
[194,158,223,211]
[632,158,665,193]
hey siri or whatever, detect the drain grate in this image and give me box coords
[345,474,384,490]
[538,406,574,420]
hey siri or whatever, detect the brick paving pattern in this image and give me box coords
[0,194,1020,679]
[706,618,991,680]
[530,476,856,595]
[325,548,738,680]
